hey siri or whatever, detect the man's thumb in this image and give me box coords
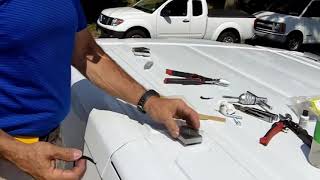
[52,146,82,161]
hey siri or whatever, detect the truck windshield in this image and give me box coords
[266,0,310,16]
[133,0,167,13]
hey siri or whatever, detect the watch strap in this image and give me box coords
[137,90,160,113]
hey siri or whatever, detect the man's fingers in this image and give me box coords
[164,118,180,138]
[185,109,200,129]
[71,159,87,178]
[51,159,86,180]
[176,101,200,129]
[51,145,82,162]
[50,159,55,168]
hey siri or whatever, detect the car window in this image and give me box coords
[133,0,167,13]
[304,1,320,17]
[163,0,188,16]
[267,0,310,16]
[193,0,203,16]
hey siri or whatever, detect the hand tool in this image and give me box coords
[132,47,154,69]
[219,101,242,126]
[80,156,96,164]
[132,47,150,57]
[199,113,226,122]
[164,69,230,86]
[231,116,242,126]
[144,61,154,70]
[223,91,272,110]
[132,47,150,53]
[74,156,96,167]
[177,126,202,146]
[159,96,224,122]
[233,104,278,123]
[260,114,313,147]
[200,96,214,100]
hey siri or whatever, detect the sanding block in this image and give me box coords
[177,126,202,146]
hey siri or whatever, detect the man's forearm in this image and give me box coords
[72,30,146,105]
[85,50,146,105]
[0,130,25,160]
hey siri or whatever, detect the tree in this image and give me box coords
[81,0,130,23]
[224,0,239,9]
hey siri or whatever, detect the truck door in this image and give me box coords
[190,0,207,38]
[156,0,190,38]
[302,1,320,43]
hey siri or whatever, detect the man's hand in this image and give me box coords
[9,142,86,180]
[144,97,200,138]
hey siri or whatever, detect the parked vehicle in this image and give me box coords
[64,38,320,180]
[254,0,320,51]
[97,0,255,43]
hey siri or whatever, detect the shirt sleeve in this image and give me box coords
[73,0,87,32]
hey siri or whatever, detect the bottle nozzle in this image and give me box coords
[302,110,309,117]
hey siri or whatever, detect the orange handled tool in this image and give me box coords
[260,114,312,147]
[260,121,285,146]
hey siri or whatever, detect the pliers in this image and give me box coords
[164,69,229,86]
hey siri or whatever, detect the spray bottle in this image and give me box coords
[309,120,320,168]
[308,99,320,168]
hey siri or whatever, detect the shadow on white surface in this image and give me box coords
[61,78,166,150]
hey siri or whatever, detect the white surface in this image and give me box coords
[98,0,255,41]
[71,38,320,180]
[82,143,101,180]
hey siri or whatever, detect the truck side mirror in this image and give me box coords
[160,9,171,17]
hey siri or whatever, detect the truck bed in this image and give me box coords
[208,9,255,18]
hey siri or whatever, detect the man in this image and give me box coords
[0,0,199,179]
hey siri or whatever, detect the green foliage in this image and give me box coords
[81,0,136,23]
[87,24,101,38]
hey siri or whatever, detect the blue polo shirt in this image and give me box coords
[0,0,87,136]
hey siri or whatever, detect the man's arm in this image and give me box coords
[72,29,145,105]
[0,130,24,159]
[72,29,200,137]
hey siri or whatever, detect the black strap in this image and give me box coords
[137,90,160,113]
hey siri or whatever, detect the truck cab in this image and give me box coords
[97,0,255,43]
[254,0,320,51]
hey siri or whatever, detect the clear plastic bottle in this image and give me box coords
[309,120,320,168]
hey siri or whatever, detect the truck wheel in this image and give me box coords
[285,33,302,51]
[217,31,240,43]
[125,29,147,38]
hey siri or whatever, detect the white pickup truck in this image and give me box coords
[97,0,255,43]
[62,38,320,180]
[254,0,320,51]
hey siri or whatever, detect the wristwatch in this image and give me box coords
[137,89,160,113]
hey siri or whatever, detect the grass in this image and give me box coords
[87,23,101,38]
